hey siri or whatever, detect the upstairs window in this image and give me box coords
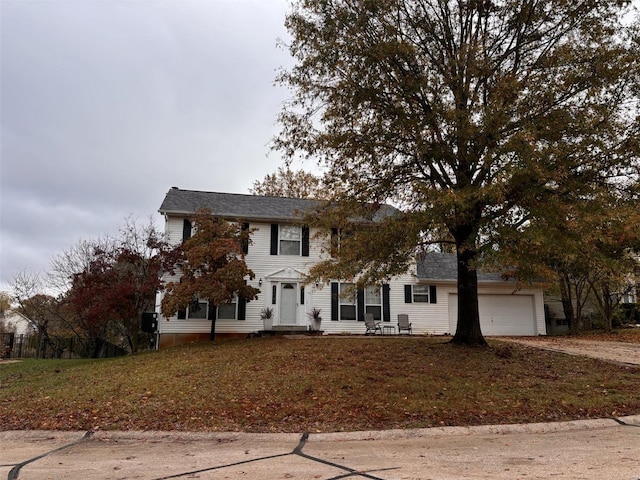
[270,224,310,256]
[280,225,302,255]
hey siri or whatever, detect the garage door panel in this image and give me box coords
[449,294,536,336]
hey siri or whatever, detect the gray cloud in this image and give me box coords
[1,0,293,290]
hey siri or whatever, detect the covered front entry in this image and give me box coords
[449,294,537,336]
[279,283,299,325]
[264,267,307,328]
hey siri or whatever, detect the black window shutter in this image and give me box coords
[382,284,391,322]
[238,297,246,320]
[331,283,339,321]
[182,219,192,242]
[270,224,278,255]
[177,308,186,320]
[208,303,217,321]
[429,285,437,304]
[330,228,338,257]
[300,287,305,305]
[301,226,310,257]
[404,285,413,303]
[241,223,249,254]
[357,289,365,322]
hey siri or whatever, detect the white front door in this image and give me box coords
[280,283,298,325]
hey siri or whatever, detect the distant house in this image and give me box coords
[0,310,35,336]
[155,188,546,348]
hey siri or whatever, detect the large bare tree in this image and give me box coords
[275,0,640,345]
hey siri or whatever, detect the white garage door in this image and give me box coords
[449,294,536,336]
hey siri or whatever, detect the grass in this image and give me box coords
[1,336,639,433]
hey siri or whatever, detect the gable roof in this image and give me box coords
[416,252,511,282]
[159,187,399,223]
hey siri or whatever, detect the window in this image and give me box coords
[330,228,352,256]
[177,296,246,320]
[217,297,237,320]
[404,285,437,304]
[365,285,382,320]
[339,283,357,321]
[187,300,208,319]
[271,224,310,256]
[280,225,301,255]
[412,285,430,303]
[332,283,390,321]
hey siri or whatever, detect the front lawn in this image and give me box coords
[1,337,638,432]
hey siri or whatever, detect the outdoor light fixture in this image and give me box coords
[259,278,263,287]
[315,280,320,288]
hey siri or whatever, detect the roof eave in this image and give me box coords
[159,209,306,224]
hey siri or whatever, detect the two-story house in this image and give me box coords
[155,187,546,348]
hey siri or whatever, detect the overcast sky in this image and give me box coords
[1,0,296,292]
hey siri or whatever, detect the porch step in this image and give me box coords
[257,326,323,337]
[272,326,308,332]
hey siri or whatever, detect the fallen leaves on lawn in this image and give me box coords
[0,337,638,432]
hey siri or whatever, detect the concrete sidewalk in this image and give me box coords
[2,416,639,480]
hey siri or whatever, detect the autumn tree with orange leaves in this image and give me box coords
[161,210,259,341]
[275,0,640,345]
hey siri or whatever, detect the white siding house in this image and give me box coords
[1,311,35,336]
[155,188,546,348]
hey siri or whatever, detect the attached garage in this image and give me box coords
[449,294,537,336]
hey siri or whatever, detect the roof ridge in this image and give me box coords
[167,187,320,202]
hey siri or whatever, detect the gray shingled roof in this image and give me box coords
[416,252,510,282]
[158,187,399,222]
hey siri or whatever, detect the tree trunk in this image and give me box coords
[451,247,487,346]
[209,315,217,342]
[559,273,575,332]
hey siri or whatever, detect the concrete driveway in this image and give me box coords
[2,417,640,480]
[499,336,640,367]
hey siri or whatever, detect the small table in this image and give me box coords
[382,325,396,335]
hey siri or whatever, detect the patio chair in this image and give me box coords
[397,314,412,335]
[364,313,382,335]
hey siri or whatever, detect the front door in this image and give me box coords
[280,283,298,325]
